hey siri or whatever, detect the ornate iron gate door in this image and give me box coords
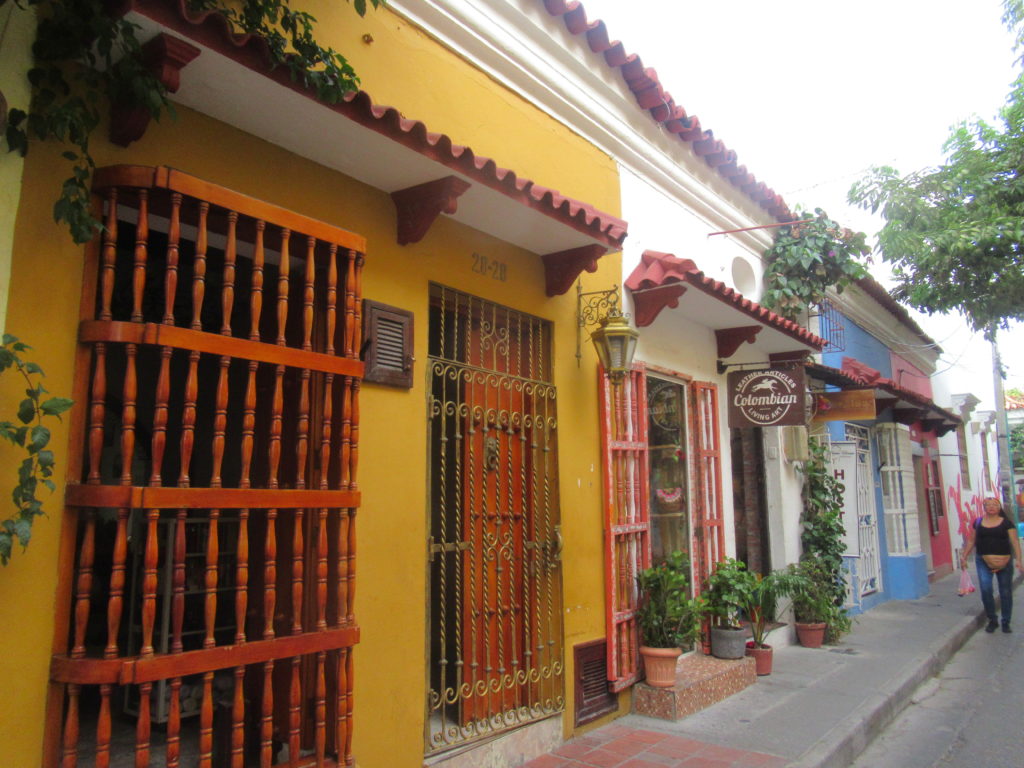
[843,424,882,597]
[426,285,564,754]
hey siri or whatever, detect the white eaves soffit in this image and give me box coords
[387,0,779,257]
[124,11,619,256]
[647,288,822,356]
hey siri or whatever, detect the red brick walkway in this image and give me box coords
[522,725,787,768]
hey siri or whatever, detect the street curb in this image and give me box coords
[786,609,985,768]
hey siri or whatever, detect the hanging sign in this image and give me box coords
[727,366,806,428]
[811,389,877,423]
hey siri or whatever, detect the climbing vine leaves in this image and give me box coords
[0,336,73,566]
[4,0,382,243]
[760,208,870,321]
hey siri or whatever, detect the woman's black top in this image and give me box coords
[976,517,1014,556]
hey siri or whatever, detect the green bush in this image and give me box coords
[636,551,705,649]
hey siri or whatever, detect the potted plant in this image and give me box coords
[787,556,853,646]
[636,551,705,687]
[742,567,806,675]
[702,558,756,660]
[787,558,834,647]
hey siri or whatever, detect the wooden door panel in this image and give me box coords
[428,287,563,754]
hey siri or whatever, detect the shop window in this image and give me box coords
[925,458,944,535]
[956,425,971,488]
[877,424,919,555]
[647,377,691,570]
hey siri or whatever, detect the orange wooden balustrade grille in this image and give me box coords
[47,165,365,768]
[599,365,649,690]
[691,381,724,590]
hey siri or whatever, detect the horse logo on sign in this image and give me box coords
[727,366,806,428]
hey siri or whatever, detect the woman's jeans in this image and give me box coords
[976,555,1013,626]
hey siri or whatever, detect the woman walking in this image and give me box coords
[961,498,1024,633]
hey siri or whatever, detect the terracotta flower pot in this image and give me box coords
[745,642,773,675]
[795,621,827,648]
[639,646,682,687]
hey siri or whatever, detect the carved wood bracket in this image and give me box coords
[629,283,687,327]
[541,244,607,296]
[391,176,471,245]
[110,34,201,147]
[873,398,898,415]
[893,408,929,426]
[715,325,761,359]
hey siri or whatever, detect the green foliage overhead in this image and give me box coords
[0,336,73,566]
[1010,421,1024,470]
[760,208,870,321]
[848,1,1024,339]
[4,0,383,244]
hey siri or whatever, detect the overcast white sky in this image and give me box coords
[576,0,1022,406]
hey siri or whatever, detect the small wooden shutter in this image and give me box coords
[574,639,617,726]
[362,299,414,388]
[599,364,650,690]
[691,381,724,589]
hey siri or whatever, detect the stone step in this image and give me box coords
[632,652,757,721]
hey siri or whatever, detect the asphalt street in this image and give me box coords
[851,594,1024,768]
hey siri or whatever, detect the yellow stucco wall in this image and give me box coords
[0,3,622,766]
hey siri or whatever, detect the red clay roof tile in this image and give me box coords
[625,250,825,350]
[541,0,794,222]
[130,0,628,250]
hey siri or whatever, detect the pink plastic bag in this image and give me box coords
[958,567,976,596]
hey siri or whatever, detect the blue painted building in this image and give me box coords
[811,280,960,614]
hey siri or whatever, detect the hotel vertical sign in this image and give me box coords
[727,366,806,428]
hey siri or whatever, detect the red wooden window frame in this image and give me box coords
[599,364,650,691]
[690,381,724,591]
[924,450,945,536]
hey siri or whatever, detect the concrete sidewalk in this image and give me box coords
[526,571,998,768]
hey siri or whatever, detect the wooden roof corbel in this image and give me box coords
[715,325,761,359]
[110,33,201,147]
[541,244,606,296]
[391,176,471,245]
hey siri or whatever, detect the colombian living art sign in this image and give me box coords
[727,366,806,428]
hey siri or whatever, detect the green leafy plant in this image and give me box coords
[636,551,705,649]
[703,558,805,647]
[798,439,853,642]
[744,568,807,648]
[760,208,870,321]
[702,557,757,629]
[0,335,73,565]
[1010,421,1024,472]
[787,556,839,624]
[4,0,383,244]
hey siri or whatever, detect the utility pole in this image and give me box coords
[993,337,1018,522]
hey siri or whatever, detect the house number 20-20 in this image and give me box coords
[472,253,507,282]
